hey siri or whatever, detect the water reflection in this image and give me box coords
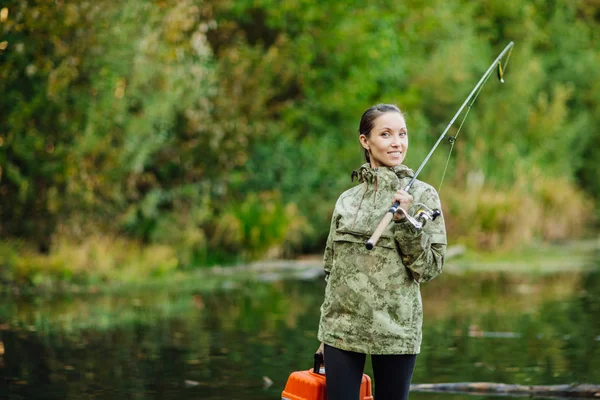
[1,264,598,399]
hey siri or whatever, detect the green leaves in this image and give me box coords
[1,0,599,270]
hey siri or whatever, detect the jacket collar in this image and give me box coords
[357,163,415,186]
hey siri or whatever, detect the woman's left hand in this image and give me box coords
[392,190,413,221]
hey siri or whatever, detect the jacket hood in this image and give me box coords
[356,163,415,185]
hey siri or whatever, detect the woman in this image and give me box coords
[316,104,447,400]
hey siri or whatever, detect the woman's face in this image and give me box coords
[359,112,408,168]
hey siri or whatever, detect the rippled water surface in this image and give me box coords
[1,263,599,399]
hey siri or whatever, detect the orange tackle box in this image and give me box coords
[281,353,373,400]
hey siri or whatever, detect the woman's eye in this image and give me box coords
[400,131,407,137]
[382,132,390,137]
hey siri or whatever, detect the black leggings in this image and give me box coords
[324,344,417,400]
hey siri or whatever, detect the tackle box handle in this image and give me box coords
[313,352,324,375]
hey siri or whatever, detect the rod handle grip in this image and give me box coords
[366,209,395,250]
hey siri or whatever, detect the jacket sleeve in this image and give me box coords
[393,187,447,283]
[323,209,339,283]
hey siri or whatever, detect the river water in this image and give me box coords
[1,260,599,399]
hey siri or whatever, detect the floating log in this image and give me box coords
[410,382,600,398]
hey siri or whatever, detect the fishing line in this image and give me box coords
[366,41,515,250]
[437,65,495,194]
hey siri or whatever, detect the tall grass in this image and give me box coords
[444,175,594,250]
[1,177,594,293]
[0,190,310,292]
[1,236,180,292]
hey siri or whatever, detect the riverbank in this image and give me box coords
[1,238,598,296]
[446,238,599,274]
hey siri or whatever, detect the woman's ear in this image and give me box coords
[359,134,370,150]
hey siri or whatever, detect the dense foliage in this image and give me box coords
[1,0,599,282]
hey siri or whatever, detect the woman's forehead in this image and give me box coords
[373,112,406,130]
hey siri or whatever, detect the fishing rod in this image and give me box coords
[366,41,515,250]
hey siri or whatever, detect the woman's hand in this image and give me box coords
[392,189,413,222]
[314,342,325,373]
[316,342,325,358]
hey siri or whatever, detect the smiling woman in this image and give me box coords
[315,104,447,400]
[359,105,408,168]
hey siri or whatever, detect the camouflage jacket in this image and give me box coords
[317,164,447,354]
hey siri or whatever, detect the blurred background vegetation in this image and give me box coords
[1,0,599,289]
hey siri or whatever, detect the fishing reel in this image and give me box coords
[395,203,441,230]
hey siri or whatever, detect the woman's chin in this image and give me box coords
[371,158,406,168]
[385,158,405,167]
